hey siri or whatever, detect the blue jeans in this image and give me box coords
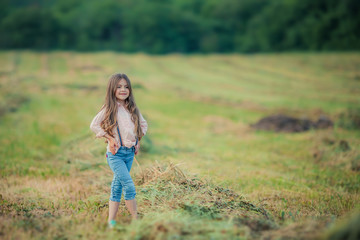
[106,146,136,202]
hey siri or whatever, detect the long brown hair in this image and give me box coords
[100,73,143,139]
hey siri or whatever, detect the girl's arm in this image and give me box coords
[103,133,115,142]
[90,108,117,143]
[90,108,107,138]
[90,109,119,154]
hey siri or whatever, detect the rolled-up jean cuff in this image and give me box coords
[124,194,136,200]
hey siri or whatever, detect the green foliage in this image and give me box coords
[1,7,60,49]
[0,0,359,52]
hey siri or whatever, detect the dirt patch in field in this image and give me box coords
[251,114,333,133]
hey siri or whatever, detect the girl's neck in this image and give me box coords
[116,100,126,107]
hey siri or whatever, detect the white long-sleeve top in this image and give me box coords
[90,102,148,152]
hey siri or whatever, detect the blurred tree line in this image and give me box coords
[0,0,359,53]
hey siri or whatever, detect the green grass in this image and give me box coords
[0,50,359,239]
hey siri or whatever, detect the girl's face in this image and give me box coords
[115,78,130,102]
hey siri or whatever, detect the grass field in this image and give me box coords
[0,51,359,239]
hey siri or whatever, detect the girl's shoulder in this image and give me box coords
[99,105,107,112]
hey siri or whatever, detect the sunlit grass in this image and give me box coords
[0,50,359,239]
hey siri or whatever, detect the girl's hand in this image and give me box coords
[135,142,140,155]
[109,138,119,155]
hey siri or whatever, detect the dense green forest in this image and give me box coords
[0,0,359,53]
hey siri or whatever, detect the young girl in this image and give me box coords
[90,73,148,228]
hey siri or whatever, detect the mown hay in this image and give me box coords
[132,161,277,238]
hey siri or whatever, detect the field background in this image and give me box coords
[0,51,359,239]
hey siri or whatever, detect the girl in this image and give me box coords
[90,73,148,228]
